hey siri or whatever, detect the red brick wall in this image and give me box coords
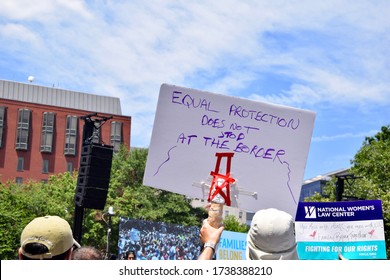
[0,98,131,183]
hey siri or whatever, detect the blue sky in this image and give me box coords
[1,0,389,180]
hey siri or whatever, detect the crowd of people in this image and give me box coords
[117,218,202,260]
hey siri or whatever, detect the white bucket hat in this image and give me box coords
[246,208,298,260]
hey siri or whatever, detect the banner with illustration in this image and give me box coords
[295,200,387,259]
[117,217,202,260]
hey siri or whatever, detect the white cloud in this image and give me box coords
[0,0,54,20]
[0,0,92,21]
[0,0,389,149]
[0,23,41,47]
[312,130,379,143]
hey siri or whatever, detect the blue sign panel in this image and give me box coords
[296,200,384,222]
[216,230,247,260]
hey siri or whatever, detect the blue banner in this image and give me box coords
[296,200,383,222]
[297,241,387,260]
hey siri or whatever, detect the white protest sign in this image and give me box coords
[143,84,316,215]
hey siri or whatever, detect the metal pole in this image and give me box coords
[73,204,84,244]
[104,206,114,259]
[106,214,112,259]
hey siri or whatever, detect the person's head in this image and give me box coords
[246,208,298,260]
[126,250,136,260]
[19,215,80,260]
[72,246,102,260]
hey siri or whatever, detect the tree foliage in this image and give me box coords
[0,172,77,259]
[350,125,390,258]
[222,215,248,233]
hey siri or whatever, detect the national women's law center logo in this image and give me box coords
[304,206,317,218]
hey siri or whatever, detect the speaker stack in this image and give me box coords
[74,143,114,210]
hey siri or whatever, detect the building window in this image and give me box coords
[110,121,122,152]
[0,106,5,148]
[15,177,23,184]
[224,210,229,217]
[42,159,49,173]
[64,115,78,155]
[15,108,31,150]
[239,211,243,219]
[17,157,24,171]
[66,162,73,173]
[41,112,55,153]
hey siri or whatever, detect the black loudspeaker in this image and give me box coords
[74,143,113,209]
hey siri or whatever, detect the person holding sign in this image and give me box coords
[246,208,299,260]
[198,152,233,261]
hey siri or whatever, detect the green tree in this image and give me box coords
[0,172,77,259]
[222,215,248,233]
[350,125,390,258]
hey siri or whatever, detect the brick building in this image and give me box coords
[0,79,131,184]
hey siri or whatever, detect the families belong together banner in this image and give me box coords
[217,230,247,260]
[144,84,316,216]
